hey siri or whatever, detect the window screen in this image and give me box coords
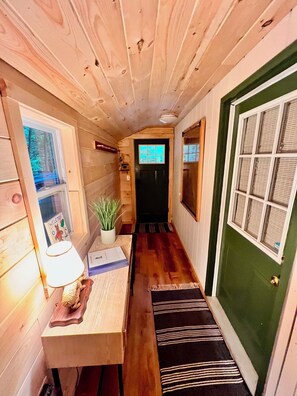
[229,95,297,262]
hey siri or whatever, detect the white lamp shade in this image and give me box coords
[46,241,84,288]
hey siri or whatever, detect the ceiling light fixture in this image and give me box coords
[159,113,178,124]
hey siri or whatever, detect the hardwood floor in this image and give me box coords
[124,231,198,396]
[76,230,198,396]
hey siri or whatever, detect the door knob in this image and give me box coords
[270,275,280,287]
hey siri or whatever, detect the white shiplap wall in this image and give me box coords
[173,6,297,288]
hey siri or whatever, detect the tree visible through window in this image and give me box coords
[23,123,71,243]
[24,126,60,190]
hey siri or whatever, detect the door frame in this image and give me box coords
[134,138,170,222]
[206,40,297,394]
[129,131,174,223]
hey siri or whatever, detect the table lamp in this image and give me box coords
[46,241,93,327]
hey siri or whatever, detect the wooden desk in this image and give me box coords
[42,235,132,395]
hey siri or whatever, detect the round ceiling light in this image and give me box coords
[159,113,178,124]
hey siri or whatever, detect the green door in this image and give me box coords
[217,72,297,394]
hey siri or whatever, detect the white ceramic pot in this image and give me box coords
[100,228,116,244]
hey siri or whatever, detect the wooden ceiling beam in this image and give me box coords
[160,0,235,112]
[0,2,127,137]
[171,0,274,112]
[175,0,297,120]
[148,0,196,118]
[120,0,158,130]
[71,0,135,111]
[4,0,132,136]
[0,0,296,138]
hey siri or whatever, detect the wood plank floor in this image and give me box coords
[76,230,198,396]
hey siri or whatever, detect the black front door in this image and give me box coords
[135,139,169,222]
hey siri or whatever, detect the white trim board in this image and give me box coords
[208,297,258,395]
[264,249,297,395]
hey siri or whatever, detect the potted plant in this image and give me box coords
[91,197,122,244]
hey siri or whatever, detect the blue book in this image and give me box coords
[87,246,128,276]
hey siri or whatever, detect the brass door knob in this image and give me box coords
[270,275,280,287]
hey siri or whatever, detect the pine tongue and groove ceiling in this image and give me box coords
[0,0,296,140]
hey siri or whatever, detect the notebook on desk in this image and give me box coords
[87,246,128,276]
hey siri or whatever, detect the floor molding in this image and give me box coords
[208,297,258,395]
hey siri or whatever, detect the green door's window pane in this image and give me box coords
[139,144,165,164]
[241,114,257,154]
[233,193,246,227]
[257,106,279,153]
[237,158,251,193]
[262,206,286,253]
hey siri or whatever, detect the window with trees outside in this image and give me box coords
[23,121,72,245]
[18,104,89,272]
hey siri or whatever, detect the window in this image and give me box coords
[23,121,72,243]
[228,93,297,262]
[19,104,89,263]
[183,143,199,163]
[4,100,89,297]
[139,144,165,164]
[181,118,206,221]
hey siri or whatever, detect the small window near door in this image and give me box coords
[180,118,206,221]
[183,143,199,163]
[228,95,297,262]
[138,144,165,164]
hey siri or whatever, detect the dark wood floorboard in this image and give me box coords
[76,229,198,396]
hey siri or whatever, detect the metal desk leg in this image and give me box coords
[97,366,106,395]
[52,368,62,395]
[118,364,124,396]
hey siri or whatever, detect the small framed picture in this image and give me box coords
[44,212,70,244]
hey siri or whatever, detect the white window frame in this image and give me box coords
[6,102,90,297]
[22,117,73,233]
[228,89,297,264]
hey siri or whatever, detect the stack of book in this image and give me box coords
[87,246,128,276]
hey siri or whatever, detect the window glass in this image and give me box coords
[183,143,199,162]
[241,114,257,154]
[229,95,297,261]
[23,123,72,243]
[139,144,165,164]
[24,126,60,191]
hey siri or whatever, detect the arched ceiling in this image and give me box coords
[0,0,296,140]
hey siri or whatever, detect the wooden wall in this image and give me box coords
[118,127,174,224]
[0,61,120,395]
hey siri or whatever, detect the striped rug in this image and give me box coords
[134,223,173,234]
[151,285,251,396]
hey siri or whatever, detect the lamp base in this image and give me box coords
[50,278,94,327]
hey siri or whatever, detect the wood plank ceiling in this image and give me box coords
[0,0,296,140]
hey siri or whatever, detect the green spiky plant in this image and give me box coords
[91,197,122,231]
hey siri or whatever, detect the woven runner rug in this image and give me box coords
[134,222,173,234]
[151,284,251,396]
